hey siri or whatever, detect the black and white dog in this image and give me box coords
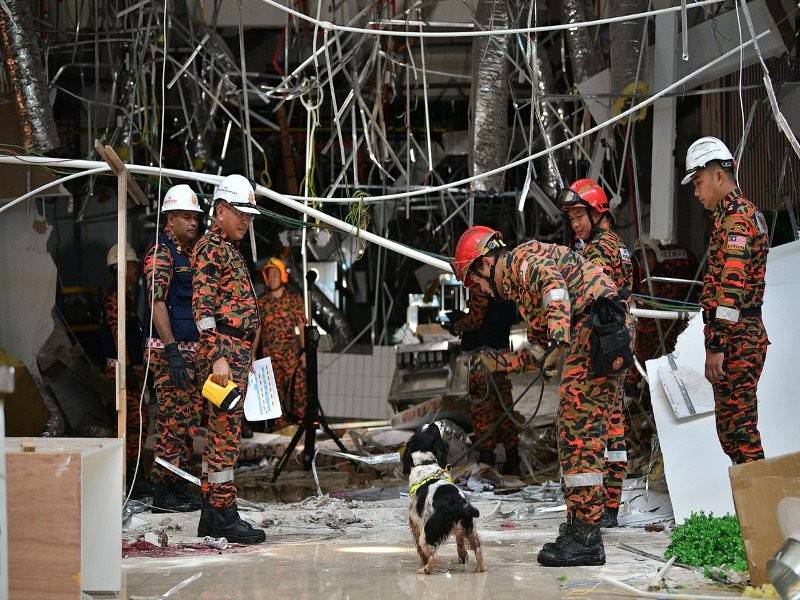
[402,422,486,574]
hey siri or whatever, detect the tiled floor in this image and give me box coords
[118,540,563,600]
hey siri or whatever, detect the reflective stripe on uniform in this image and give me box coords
[146,337,199,352]
[207,469,234,484]
[196,316,217,331]
[543,288,567,308]
[604,450,628,462]
[563,472,604,487]
[716,306,740,323]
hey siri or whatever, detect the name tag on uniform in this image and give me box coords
[175,266,191,273]
[728,235,747,250]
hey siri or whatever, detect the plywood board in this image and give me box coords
[7,452,82,599]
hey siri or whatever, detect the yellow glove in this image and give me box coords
[541,342,568,380]
[475,352,500,372]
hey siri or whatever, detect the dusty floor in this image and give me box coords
[101,489,742,600]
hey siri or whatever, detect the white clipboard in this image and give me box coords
[244,357,283,421]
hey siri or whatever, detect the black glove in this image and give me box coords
[164,342,190,389]
[443,310,466,335]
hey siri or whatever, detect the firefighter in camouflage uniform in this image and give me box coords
[561,178,633,529]
[100,243,148,494]
[192,174,266,544]
[446,290,521,474]
[258,257,308,429]
[143,184,204,512]
[452,225,632,567]
[628,235,700,387]
[683,137,769,465]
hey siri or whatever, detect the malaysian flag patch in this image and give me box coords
[727,234,747,250]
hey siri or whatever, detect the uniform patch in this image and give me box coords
[619,247,631,263]
[727,235,747,250]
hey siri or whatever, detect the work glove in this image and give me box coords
[443,310,466,335]
[164,342,191,389]
[475,351,500,372]
[541,341,568,380]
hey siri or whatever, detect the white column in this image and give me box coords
[649,5,679,243]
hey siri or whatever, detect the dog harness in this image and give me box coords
[408,467,453,497]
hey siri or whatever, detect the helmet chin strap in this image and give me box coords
[487,255,502,298]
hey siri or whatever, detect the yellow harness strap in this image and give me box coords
[408,468,453,497]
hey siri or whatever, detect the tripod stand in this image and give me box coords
[271,270,349,482]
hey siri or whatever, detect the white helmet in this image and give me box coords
[213,174,260,215]
[681,137,735,185]
[107,243,139,267]
[162,184,203,213]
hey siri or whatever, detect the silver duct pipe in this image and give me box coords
[469,0,510,194]
[0,0,60,151]
[287,273,354,352]
[610,0,650,118]
[530,25,565,201]
[560,0,604,85]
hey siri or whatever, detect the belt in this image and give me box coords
[702,305,761,324]
[216,322,257,343]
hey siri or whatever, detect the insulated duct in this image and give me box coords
[287,273,354,352]
[529,16,565,201]
[469,0,510,194]
[560,0,604,85]
[610,0,650,120]
[0,0,60,151]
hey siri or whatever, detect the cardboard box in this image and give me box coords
[729,451,800,585]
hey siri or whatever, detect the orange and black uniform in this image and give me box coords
[502,240,619,524]
[192,224,260,509]
[701,188,769,464]
[574,224,633,513]
[258,287,307,425]
[100,288,147,465]
[143,231,203,484]
[453,291,521,452]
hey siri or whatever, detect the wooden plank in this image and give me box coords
[7,452,82,599]
[116,174,127,448]
[93,140,148,206]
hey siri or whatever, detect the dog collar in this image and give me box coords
[408,467,453,497]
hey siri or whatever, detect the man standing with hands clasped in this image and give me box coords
[683,137,769,465]
[144,184,204,513]
[192,174,266,544]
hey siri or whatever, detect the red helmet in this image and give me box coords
[559,178,609,214]
[451,226,505,285]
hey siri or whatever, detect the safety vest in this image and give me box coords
[148,232,198,343]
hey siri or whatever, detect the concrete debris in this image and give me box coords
[202,536,228,550]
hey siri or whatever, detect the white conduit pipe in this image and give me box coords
[0,155,453,272]
[0,156,694,324]
[278,29,770,203]
[257,0,725,38]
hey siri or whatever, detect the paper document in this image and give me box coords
[245,357,283,421]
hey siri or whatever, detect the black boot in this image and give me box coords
[211,506,266,544]
[478,448,496,467]
[173,481,202,511]
[152,482,196,513]
[598,507,619,528]
[197,494,213,537]
[537,520,605,567]
[500,446,520,476]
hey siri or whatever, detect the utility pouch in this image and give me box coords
[588,296,633,376]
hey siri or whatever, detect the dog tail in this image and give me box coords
[463,503,479,519]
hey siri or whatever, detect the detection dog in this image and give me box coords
[402,422,486,574]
